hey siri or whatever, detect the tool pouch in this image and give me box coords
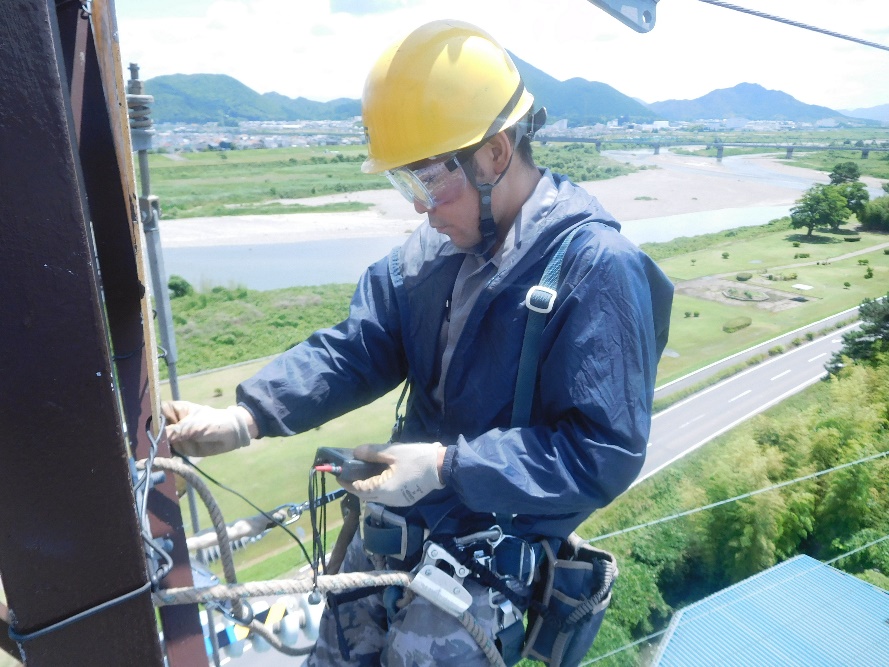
[522,534,617,667]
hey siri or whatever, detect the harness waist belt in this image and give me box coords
[362,503,425,563]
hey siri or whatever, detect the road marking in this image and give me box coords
[808,353,827,362]
[680,414,704,428]
[636,373,827,487]
[831,338,842,343]
[770,370,790,381]
[729,390,751,402]
[653,325,856,420]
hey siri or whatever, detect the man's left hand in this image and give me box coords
[345,442,446,507]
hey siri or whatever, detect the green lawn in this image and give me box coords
[788,150,889,180]
[656,227,889,383]
[657,226,888,281]
[143,145,389,218]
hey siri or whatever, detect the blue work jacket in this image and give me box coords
[237,173,673,540]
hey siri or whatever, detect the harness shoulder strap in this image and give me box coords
[511,223,591,428]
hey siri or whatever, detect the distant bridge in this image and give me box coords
[536,135,889,161]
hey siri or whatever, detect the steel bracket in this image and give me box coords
[587,0,658,32]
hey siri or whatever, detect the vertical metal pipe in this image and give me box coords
[128,63,219,666]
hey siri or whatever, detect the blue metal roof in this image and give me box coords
[652,555,889,666]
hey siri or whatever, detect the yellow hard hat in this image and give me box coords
[361,20,535,174]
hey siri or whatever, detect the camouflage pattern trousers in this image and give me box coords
[306,533,530,667]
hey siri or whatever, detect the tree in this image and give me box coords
[882,182,889,194]
[859,196,889,231]
[168,274,194,298]
[826,292,889,374]
[790,184,852,236]
[829,161,861,185]
[835,180,870,220]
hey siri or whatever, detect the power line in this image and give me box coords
[586,447,889,544]
[697,0,889,53]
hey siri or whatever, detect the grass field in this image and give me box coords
[654,224,889,382]
[142,145,387,218]
[144,142,638,219]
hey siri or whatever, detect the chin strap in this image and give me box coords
[466,106,549,260]
[474,182,499,259]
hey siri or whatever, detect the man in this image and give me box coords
[164,19,672,666]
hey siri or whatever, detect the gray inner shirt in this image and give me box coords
[432,170,559,408]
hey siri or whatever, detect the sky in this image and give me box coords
[114,0,889,112]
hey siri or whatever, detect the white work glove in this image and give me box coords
[346,442,446,507]
[162,400,253,458]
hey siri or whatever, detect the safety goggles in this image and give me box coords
[385,153,470,210]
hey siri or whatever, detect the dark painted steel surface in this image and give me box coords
[0,1,163,664]
[64,1,206,663]
[0,1,202,664]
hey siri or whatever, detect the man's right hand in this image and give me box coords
[162,401,255,457]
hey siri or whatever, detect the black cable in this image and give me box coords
[308,470,329,592]
[697,0,889,52]
[174,454,314,568]
[8,581,152,643]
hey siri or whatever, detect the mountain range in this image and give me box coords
[144,59,880,126]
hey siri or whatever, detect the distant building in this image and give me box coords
[724,117,750,130]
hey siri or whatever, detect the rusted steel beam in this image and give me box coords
[59,1,207,664]
[0,1,164,664]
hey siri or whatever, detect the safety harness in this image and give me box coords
[323,222,611,666]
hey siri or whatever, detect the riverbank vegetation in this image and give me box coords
[166,282,354,375]
[140,142,637,219]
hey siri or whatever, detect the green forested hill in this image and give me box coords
[144,71,856,127]
[145,73,361,123]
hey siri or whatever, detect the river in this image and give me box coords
[161,149,842,290]
[161,205,792,290]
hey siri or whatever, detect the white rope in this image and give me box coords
[153,571,412,606]
[186,508,289,551]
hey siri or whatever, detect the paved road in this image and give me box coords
[654,307,858,399]
[640,321,856,484]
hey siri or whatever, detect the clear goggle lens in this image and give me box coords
[385,157,468,209]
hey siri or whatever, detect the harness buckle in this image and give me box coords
[524,285,557,314]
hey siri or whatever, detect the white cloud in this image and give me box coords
[115,0,889,110]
